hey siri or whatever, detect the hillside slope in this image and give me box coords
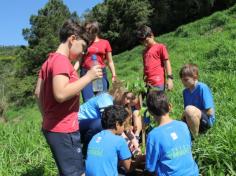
[113,4,236,175]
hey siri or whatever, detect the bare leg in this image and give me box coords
[183,105,201,137]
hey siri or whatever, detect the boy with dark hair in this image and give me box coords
[136,25,173,92]
[85,105,132,176]
[34,19,102,176]
[180,63,215,137]
[145,90,199,175]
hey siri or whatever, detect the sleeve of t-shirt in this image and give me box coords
[97,93,113,110]
[105,40,112,52]
[146,134,159,172]
[117,137,132,160]
[52,55,71,77]
[202,85,214,109]
[161,44,169,60]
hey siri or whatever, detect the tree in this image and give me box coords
[85,0,153,53]
[12,0,78,105]
[149,0,216,35]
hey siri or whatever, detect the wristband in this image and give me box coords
[167,75,174,79]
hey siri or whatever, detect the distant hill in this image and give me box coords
[0,46,18,60]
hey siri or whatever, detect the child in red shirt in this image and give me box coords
[79,21,117,102]
[136,25,174,92]
[34,19,103,176]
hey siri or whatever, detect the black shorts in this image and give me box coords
[43,129,84,176]
[199,112,210,133]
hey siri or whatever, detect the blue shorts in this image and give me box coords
[199,111,214,133]
[80,68,109,102]
[43,130,84,176]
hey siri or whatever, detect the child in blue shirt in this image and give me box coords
[179,63,215,137]
[145,90,199,176]
[86,105,132,176]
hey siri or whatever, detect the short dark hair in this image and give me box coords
[101,105,129,129]
[59,19,95,45]
[179,63,199,79]
[136,25,153,41]
[146,91,170,117]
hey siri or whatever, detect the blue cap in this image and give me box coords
[91,54,97,61]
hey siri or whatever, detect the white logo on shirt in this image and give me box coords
[95,136,102,143]
[170,132,178,140]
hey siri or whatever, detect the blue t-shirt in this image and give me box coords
[86,130,131,176]
[146,120,199,176]
[78,92,113,120]
[183,82,215,125]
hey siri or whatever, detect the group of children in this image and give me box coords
[35,19,215,176]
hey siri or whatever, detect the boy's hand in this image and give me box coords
[112,75,117,82]
[87,65,103,80]
[166,78,173,90]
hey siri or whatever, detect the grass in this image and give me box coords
[0,106,57,176]
[0,4,236,176]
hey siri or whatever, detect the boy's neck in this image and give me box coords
[189,80,198,91]
[157,113,173,126]
[147,39,156,47]
[108,129,119,135]
[94,36,100,42]
[56,43,70,59]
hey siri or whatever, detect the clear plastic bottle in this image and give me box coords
[91,54,103,92]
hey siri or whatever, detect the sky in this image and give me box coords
[0,0,103,46]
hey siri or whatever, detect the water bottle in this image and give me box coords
[91,54,103,92]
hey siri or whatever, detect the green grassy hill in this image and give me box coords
[0,46,18,60]
[0,5,236,176]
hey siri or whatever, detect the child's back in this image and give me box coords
[85,105,132,176]
[146,120,199,176]
[86,130,130,176]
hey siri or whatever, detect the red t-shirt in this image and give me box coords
[39,53,79,133]
[143,43,169,86]
[81,39,112,69]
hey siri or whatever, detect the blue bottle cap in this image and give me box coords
[91,54,97,61]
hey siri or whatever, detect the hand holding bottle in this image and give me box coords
[86,65,103,81]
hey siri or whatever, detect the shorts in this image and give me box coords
[199,111,211,133]
[43,129,84,176]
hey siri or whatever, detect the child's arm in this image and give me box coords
[73,61,80,71]
[120,158,132,172]
[106,52,116,82]
[164,60,173,90]
[34,78,44,117]
[53,65,102,103]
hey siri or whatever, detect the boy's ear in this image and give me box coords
[68,35,76,43]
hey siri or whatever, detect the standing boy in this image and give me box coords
[85,105,132,176]
[34,19,102,176]
[179,63,215,137]
[136,25,173,92]
[145,90,199,175]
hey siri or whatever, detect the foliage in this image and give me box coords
[11,0,79,106]
[84,0,153,53]
[84,0,236,53]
